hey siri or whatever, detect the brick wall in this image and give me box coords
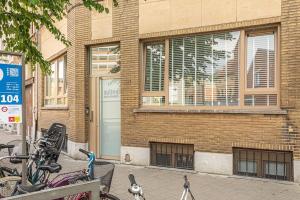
[38,1,91,144]
[35,0,300,162]
[281,0,300,159]
[118,0,300,161]
[66,0,91,143]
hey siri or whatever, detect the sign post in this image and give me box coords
[0,50,26,185]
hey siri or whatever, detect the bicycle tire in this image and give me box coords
[100,193,120,200]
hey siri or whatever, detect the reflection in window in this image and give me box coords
[247,33,275,89]
[90,45,120,75]
[238,160,257,175]
[44,55,67,106]
[144,43,165,92]
[142,97,165,106]
[169,31,240,106]
[265,161,286,178]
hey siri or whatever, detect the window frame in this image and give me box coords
[141,40,170,104]
[233,148,293,181]
[243,28,280,107]
[89,43,120,78]
[44,54,68,107]
[140,26,280,110]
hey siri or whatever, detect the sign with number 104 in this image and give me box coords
[0,63,22,123]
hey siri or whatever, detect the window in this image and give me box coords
[169,32,240,106]
[150,142,194,170]
[233,148,293,181]
[44,55,67,106]
[90,45,120,76]
[142,43,166,105]
[142,28,279,109]
[245,31,277,106]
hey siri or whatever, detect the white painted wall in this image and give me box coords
[194,152,233,175]
[121,146,150,166]
[294,160,300,182]
[68,140,88,159]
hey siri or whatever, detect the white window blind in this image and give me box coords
[246,32,277,106]
[247,33,275,89]
[169,31,240,106]
[144,43,165,92]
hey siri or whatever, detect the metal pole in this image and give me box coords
[21,54,27,185]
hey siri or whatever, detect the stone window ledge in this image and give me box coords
[41,106,69,111]
[133,108,287,115]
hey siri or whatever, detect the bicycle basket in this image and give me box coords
[0,176,21,197]
[7,140,29,156]
[94,161,115,193]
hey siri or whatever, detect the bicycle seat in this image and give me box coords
[38,163,62,173]
[17,183,47,194]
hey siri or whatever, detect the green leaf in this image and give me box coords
[0,0,118,74]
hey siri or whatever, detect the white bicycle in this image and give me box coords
[128,174,195,200]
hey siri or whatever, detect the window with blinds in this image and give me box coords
[141,28,279,108]
[144,43,165,92]
[142,43,166,106]
[169,31,240,106]
[246,32,277,106]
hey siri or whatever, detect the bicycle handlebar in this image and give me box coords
[0,144,15,149]
[79,148,89,157]
[14,155,30,160]
[128,174,137,186]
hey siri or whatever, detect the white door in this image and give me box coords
[100,79,121,158]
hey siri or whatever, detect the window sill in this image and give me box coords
[133,107,287,115]
[41,106,69,111]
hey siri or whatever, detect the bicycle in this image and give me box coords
[128,174,196,200]
[2,123,66,185]
[0,155,32,198]
[0,144,15,178]
[15,149,120,200]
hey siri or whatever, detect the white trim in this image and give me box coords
[121,146,150,166]
[194,152,233,175]
[294,160,300,183]
[67,140,88,159]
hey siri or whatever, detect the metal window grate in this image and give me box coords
[150,142,194,170]
[233,148,293,181]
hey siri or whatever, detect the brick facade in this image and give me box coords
[35,0,300,179]
[281,0,300,160]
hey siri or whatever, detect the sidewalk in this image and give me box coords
[1,131,300,200]
[61,154,300,200]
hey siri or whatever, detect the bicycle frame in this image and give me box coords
[180,187,194,200]
[45,151,95,200]
[180,176,195,200]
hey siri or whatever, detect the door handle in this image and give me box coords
[90,110,94,122]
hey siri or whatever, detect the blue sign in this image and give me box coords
[0,63,22,105]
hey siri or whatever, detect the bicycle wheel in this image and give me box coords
[100,193,120,200]
[0,176,21,197]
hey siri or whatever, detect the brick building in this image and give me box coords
[28,0,300,182]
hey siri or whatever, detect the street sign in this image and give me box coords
[0,63,22,123]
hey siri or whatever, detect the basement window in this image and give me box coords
[150,142,194,170]
[233,148,293,181]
